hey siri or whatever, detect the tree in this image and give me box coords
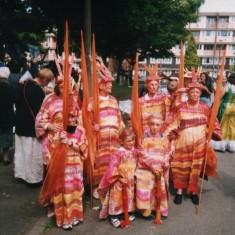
[0,0,204,62]
[0,0,49,59]
[184,33,201,70]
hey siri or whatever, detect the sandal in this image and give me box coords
[62,224,72,230]
[72,219,79,226]
[110,216,121,228]
[128,212,135,222]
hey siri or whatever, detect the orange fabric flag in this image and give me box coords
[204,45,227,178]
[80,30,96,184]
[91,33,100,126]
[207,45,227,141]
[178,40,184,89]
[131,52,143,147]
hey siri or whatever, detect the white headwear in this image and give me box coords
[0,67,10,79]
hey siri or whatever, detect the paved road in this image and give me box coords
[0,148,234,235]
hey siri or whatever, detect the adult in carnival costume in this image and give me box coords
[162,77,222,206]
[87,50,125,199]
[139,64,170,132]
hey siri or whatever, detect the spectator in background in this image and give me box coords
[212,73,235,153]
[0,51,5,67]
[14,68,54,185]
[7,57,21,85]
[0,66,15,166]
[20,52,30,74]
[120,54,134,87]
[199,72,213,107]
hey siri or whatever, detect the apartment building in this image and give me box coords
[157,0,235,78]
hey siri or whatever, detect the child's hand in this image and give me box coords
[119,178,128,186]
[60,131,68,144]
[153,169,162,177]
[93,123,100,132]
[48,123,63,133]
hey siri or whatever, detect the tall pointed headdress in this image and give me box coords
[143,64,160,84]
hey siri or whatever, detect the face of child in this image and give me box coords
[122,135,135,150]
[68,114,77,126]
[149,119,162,135]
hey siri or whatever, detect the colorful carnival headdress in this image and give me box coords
[54,52,75,84]
[143,64,160,84]
[95,56,114,84]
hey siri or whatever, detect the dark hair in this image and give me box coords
[54,83,61,96]
[228,73,235,85]
[200,72,208,78]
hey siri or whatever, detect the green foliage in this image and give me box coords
[184,33,201,70]
[44,217,56,229]
[0,0,204,62]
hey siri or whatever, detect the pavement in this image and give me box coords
[0,147,235,235]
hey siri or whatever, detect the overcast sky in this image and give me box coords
[200,0,235,12]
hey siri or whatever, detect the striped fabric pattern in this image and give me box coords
[135,137,170,216]
[139,93,170,132]
[89,96,125,185]
[54,127,88,227]
[98,147,138,219]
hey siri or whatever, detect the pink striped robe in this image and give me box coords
[98,147,138,219]
[135,134,170,217]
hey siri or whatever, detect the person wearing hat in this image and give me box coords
[138,64,170,132]
[14,68,54,185]
[87,62,125,199]
[162,79,221,206]
[0,66,15,165]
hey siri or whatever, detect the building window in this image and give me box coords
[150,58,158,64]
[202,58,214,65]
[203,30,215,36]
[216,45,226,50]
[156,58,172,64]
[207,17,216,23]
[204,45,214,50]
[217,30,230,36]
[175,58,180,64]
[219,17,229,23]
[197,44,202,50]
[229,58,235,65]
[233,31,235,37]
[228,45,235,50]
[231,17,235,22]
[192,31,200,37]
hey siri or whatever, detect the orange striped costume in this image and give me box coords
[162,101,221,194]
[139,93,170,132]
[88,95,125,186]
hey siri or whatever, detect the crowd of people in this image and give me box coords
[1,49,235,231]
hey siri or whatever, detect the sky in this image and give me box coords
[200,0,235,12]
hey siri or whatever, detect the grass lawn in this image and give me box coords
[111,80,145,101]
